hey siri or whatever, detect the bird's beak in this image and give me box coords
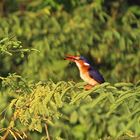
[64,55,79,62]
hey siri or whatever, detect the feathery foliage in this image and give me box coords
[0,0,140,140]
[0,74,140,139]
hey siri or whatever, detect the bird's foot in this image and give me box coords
[84,84,94,90]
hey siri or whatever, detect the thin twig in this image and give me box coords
[45,123,50,140]
[1,128,10,140]
[1,113,17,140]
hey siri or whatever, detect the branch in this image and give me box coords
[1,128,10,140]
[45,123,50,140]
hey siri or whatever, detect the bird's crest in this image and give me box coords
[79,56,91,66]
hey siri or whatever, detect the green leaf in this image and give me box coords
[70,111,78,124]
[54,92,63,108]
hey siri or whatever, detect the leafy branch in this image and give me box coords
[0,75,140,139]
[0,36,39,56]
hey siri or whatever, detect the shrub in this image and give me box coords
[0,75,140,139]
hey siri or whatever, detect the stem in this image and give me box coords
[1,128,10,140]
[1,114,16,140]
[45,123,50,140]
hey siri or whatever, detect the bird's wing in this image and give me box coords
[88,67,105,84]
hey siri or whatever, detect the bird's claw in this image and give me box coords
[84,84,94,90]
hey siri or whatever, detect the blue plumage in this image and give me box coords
[80,56,105,83]
[80,56,91,64]
[65,55,105,88]
[88,67,105,84]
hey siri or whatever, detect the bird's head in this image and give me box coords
[65,55,90,68]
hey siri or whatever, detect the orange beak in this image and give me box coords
[64,55,79,62]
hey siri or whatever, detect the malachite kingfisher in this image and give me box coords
[65,55,105,90]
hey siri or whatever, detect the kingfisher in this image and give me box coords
[65,55,105,90]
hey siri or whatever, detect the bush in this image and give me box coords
[0,1,140,140]
[0,74,140,139]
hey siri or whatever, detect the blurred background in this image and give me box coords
[0,0,140,83]
[0,1,140,140]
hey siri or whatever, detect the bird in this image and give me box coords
[65,55,105,90]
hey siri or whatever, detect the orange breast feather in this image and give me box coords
[79,66,99,86]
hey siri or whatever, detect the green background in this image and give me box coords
[0,0,140,83]
[0,0,140,140]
